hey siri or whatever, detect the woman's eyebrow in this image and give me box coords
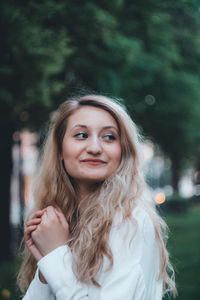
[101,126,119,133]
[71,124,87,130]
[70,124,119,134]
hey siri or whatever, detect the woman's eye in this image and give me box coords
[74,132,88,139]
[103,134,116,141]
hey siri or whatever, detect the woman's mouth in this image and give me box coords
[81,159,106,166]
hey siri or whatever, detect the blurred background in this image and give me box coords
[1,1,200,299]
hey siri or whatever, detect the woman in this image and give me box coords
[18,94,176,299]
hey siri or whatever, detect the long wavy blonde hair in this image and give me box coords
[18,94,176,296]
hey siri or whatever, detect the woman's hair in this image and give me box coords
[17,94,176,296]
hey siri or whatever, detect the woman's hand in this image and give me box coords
[24,210,45,262]
[25,207,69,284]
[31,206,69,257]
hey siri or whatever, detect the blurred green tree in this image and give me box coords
[1,0,200,261]
[118,0,200,191]
[0,0,128,261]
[0,1,72,260]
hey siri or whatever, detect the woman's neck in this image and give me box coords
[75,181,101,215]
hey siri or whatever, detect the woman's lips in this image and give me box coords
[81,159,106,166]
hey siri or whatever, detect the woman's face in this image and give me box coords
[61,106,122,188]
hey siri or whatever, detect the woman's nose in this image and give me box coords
[86,136,102,154]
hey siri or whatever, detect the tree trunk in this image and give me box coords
[0,129,13,261]
[171,159,181,193]
[0,101,16,262]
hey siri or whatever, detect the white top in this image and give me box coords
[22,206,163,300]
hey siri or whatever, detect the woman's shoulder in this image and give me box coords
[106,205,157,271]
[110,204,156,251]
[132,205,155,234]
[133,205,157,246]
[113,204,155,233]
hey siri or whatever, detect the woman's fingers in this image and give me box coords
[41,206,59,224]
[24,226,43,262]
[54,209,69,229]
[26,209,46,225]
[26,218,42,226]
[31,209,46,219]
[33,209,46,218]
[45,206,57,218]
[25,225,37,238]
[27,207,68,229]
[24,225,38,247]
[46,206,69,230]
[31,206,69,256]
[24,220,44,262]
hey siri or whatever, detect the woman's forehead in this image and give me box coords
[67,106,119,129]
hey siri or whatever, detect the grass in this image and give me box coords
[163,204,200,299]
[0,205,200,299]
[0,257,21,300]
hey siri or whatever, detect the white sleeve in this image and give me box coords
[138,209,163,299]
[37,245,89,300]
[22,269,54,300]
[36,207,163,300]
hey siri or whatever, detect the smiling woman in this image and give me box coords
[17,94,177,300]
[62,106,121,191]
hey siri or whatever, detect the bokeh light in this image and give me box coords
[155,192,166,204]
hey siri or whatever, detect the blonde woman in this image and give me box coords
[18,95,176,299]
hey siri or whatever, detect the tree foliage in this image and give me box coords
[1,0,200,259]
[117,1,200,188]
